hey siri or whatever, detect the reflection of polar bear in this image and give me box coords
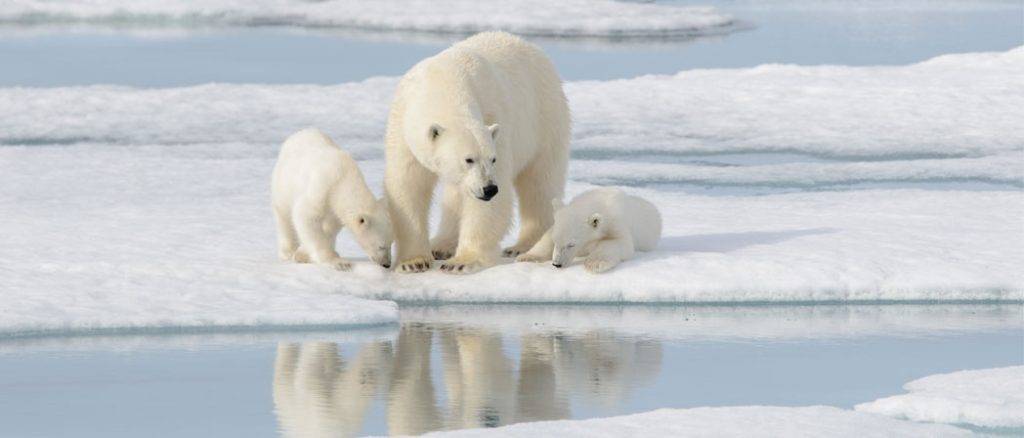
[272,342,392,438]
[383,31,571,274]
[518,188,662,272]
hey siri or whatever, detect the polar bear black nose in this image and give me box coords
[480,184,499,201]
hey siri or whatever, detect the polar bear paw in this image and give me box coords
[584,257,617,273]
[397,256,432,273]
[325,258,353,271]
[515,253,548,263]
[439,256,488,275]
[292,248,311,263]
[501,245,531,258]
[431,246,455,261]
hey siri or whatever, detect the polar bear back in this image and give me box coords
[571,188,662,251]
[272,128,364,211]
[395,31,570,176]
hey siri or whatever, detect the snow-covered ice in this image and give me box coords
[414,406,973,437]
[0,0,738,39]
[856,366,1024,429]
[2,48,1022,335]
[3,48,1021,160]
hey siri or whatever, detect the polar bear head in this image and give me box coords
[349,199,394,268]
[549,198,607,268]
[406,113,501,201]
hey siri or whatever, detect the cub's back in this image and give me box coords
[272,128,352,206]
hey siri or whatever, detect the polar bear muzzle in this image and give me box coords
[478,184,499,201]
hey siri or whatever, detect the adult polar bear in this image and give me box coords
[384,32,571,274]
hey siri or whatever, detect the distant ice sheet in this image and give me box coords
[415,406,972,437]
[2,48,1020,189]
[856,366,1024,429]
[0,0,737,38]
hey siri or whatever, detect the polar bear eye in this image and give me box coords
[465,158,475,164]
[358,217,366,225]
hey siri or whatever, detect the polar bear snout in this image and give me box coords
[478,184,499,201]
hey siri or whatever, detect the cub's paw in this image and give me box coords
[584,258,616,273]
[440,256,488,275]
[397,256,432,273]
[278,249,296,262]
[325,258,353,271]
[515,253,548,263]
[291,248,311,263]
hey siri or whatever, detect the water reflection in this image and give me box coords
[273,324,661,437]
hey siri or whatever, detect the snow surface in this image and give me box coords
[2,49,1023,335]
[0,0,738,38]
[856,366,1024,429]
[414,405,972,437]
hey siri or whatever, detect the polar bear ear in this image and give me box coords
[551,198,564,210]
[487,123,499,140]
[429,124,444,141]
[588,213,602,229]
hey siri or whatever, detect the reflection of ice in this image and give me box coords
[271,324,664,436]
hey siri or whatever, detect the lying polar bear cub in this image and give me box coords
[517,188,661,273]
[272,128,393,270]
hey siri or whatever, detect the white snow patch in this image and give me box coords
[0,144,399,338]
[2,48,1020,187]
[2,145,1021,306]
[856,366,1024,429]
[0,0,738,38]
[413,405,972,437]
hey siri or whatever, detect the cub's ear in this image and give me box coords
[551,198,564,210]
[588,213,602,229]
[487,123,499,140]
[429,124,444,141]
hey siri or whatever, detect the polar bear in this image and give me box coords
[516,188,661,273]
[383,31,571,274]
[272,128,393,270]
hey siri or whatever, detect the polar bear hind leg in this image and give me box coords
[503,149,566,257]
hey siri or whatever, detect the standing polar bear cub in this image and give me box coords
[272,128,393,271]
[384,31,571,274]
[517,188,662,273]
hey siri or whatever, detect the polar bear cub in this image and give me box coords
[516,188,661,273]
[272,128,393,270]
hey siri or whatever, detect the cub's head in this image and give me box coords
[409,119,501,201]
[549,198,607,268]
[348,199,393,268]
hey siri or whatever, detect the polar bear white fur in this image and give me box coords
[383,31,571,274]
[272,128,393,270]
[516,188,661,273]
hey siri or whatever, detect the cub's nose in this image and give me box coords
[480,184,499,201]
[553,263,563,268]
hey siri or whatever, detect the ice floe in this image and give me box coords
[415,405,973,437]
[0,0,738,39]
[2,49,1023,335]
[856,366,1024,429]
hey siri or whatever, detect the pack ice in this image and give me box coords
[1,49,1022,336]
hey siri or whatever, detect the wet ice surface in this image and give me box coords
[0,305,1020,437]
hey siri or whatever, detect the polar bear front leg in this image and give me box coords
[440,187,512,274]
[583,238,635,273]
[385,152,436,273]
[292,204,352,271]
[430,184,462,261]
